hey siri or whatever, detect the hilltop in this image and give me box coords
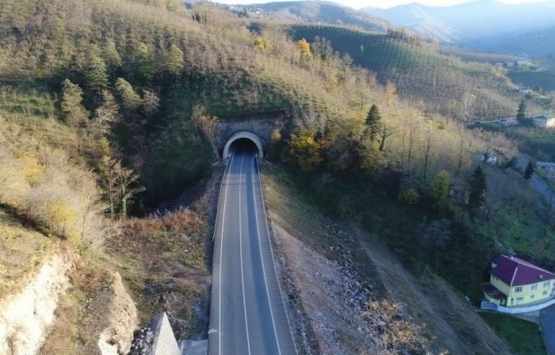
[240,1,389,32]
[364,0,555,52]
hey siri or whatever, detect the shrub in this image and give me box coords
[398,188,420,205]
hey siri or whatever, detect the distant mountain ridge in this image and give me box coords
[363,0,555,53]
[244,1,389,32]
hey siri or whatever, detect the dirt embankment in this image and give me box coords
[262,169,513,355]
[0,248,74,355]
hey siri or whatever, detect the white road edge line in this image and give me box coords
[256,159,299,354]
[218,154,234,355]
[251,155,282,355]
[239,153,253,355]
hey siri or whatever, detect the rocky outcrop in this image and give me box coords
[98,272,138,355]
[0,250,74,355]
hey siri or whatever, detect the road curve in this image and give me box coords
[208,149,297,355]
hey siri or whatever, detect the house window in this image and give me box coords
[531,295,535,299]
[516,297,524,301]
[544,281,551,288]
[532,284,538,290]
[515,286,523,293]
[544,291,548,296]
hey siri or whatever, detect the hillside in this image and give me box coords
[486,26,555,58]
[243,1,389,32]
[364,0,555,52]
[0,0,554,354]
[288,24,520,121]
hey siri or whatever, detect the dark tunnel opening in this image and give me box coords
[229,138,260,156]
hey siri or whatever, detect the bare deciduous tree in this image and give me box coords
[192,105,219,159]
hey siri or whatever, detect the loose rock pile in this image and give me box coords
[129,325,154,355]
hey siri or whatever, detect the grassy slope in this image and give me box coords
[440,46,521,64]
[0,208,52,298]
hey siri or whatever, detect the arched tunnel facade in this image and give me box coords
[222,131,264,159]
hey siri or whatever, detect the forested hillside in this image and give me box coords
[288,25,522,122]
[244,1,389,32]
[0,0,553,353]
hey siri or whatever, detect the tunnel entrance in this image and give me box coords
[222,131,264,159]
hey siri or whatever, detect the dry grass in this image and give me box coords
[39,258,114,355]
[105,168,221,340]
[0,115,109,251]
[0,208,52,298]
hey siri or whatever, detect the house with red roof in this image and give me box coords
[482,255,555,307]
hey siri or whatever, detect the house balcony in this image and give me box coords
[481,282,507,306]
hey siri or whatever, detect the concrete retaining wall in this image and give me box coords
[481,298,555,314]
[215,111,287,158]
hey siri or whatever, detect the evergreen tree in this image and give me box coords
[115,78,141,111]
[468,166,486,217]
[103,40,122,77]
[365,104,381,142]
[430,170,450,202]
[164,44,184,78]
[125,42,155,83]
[517,100,526,121]
[61,79,88,128]
[524,161,535,180]
[85,54,109,91]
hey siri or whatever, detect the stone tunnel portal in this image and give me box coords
[222,131,264,160]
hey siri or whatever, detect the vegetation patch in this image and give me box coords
[480,313,545,355]
[0,207,52,298]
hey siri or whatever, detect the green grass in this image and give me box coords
[480,313,545,355]
[439,47,519,64]
[506,126,555,161]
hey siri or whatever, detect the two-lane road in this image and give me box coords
[209,149,297,355]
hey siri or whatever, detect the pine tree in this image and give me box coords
[468,166,486,217]
[524,161,534,180]
[164,44,184,78]
[430,170,451,202]
[365,104,381,142]
[85,54,109,91]
[61,79,88,128]
[517,100,526,121]
[115,78,141,111]
[103,40,122,77]
[125,43,155,83]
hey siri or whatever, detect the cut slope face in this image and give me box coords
[0,250,74,355]
[261,167,514,354]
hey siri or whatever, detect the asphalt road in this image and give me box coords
[516,158,555,208]
[208,149,297,355]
